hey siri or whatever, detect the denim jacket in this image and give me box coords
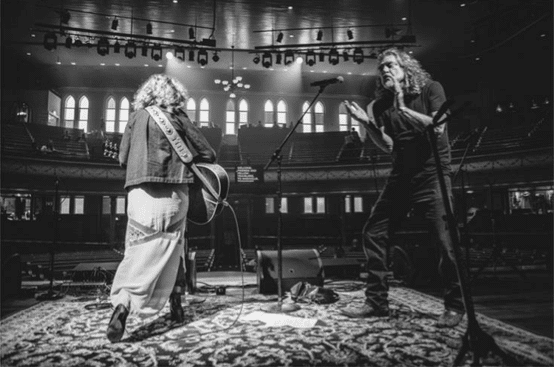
[119,108,216,190]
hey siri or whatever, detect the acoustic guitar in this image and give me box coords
[103,141,229,225]
[188,162,229,225]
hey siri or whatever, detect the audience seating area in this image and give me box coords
[25,124,89,158]
[1,108,551,167]
[19,248,123,280]
[1,122,89,159]
[1,123,35,156]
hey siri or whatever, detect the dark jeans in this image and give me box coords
[362,174,464,313]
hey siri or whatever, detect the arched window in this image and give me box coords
[77,96,89,132]
[338,103,349,132]
[277,100,287,127]
[314,101,324,132]
[105,97,116,133]
[302,101,312,133]
[199,98,210,127]
[186,98,197,123]
[225,99,236,135]
[264,100,274,127]
[64,96,75,129]
[239,99,249,126]
[119,97,130,133]
[339,103,359,133]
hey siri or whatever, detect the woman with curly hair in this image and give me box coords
[342,48,464,327]
[107,74,216,342]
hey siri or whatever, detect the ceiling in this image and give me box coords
[1,0,552,82]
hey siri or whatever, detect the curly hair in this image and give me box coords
[374,48,431,98]
[132,74,189,112]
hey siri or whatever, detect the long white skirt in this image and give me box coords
[110,183,188,318]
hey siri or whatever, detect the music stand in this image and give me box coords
[427,106,518,366]
[261,83,330,313]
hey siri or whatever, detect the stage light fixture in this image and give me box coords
[151,44,162,61]
[276,32,284,43]
[60,10,70,24]
[146,23,153,35]
[212,52,220,62]
[114,41,121,53]
[111,18,119,31]
[43,32,57,50]
[275,52,282,64]
[97,37,110,56]
[319,52,325,62]
[141,44,148,57]
[175,47,185,61]
[328,48,339,65]
[253,54,260,64]
[353,47,364,64]
[189,27,195,39]
[188,49,195,61]
[385,27,401,38]
[74,38,83,47]
[197,49,208,66]
[284,50,294,65]
[306,50,316,66]
[342,50,349,62]
[316,30,323,41]
[347,29,353,40]
[125,42,137,58]
[262,52,272,68]
[65,37,72,48]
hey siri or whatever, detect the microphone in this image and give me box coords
[432,99,456,125]
[310,76,344,87]
[449,101,471,118]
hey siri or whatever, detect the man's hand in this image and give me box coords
[390,78,406,110]
[343,100,370,124]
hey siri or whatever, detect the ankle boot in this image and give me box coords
[106,304,129,343]
[170,293,184,323]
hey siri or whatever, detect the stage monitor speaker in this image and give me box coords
[321,258,363,279]
[257,249,323,295]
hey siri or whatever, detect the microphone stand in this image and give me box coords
[37,177,64,301]
[426,113,517,366]
[262,84,328,313]
[452,130,479,280]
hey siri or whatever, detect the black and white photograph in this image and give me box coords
[1,0,552,365]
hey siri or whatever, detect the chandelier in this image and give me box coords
[214,46,250,98]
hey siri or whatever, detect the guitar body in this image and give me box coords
[188,163,230,225]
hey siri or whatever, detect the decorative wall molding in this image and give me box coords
[1,149,551,193]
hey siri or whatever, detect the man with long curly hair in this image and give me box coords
[106,74,216,342]
[342,48,464,327]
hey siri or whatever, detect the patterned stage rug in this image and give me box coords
[1,282,552,367]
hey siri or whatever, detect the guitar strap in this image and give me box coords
[145,106,224,204]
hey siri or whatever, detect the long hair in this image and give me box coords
[374,48,431,98]
[132,74,189,112]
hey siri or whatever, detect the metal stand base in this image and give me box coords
[454,325,519,366]
[262,302,301,313]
